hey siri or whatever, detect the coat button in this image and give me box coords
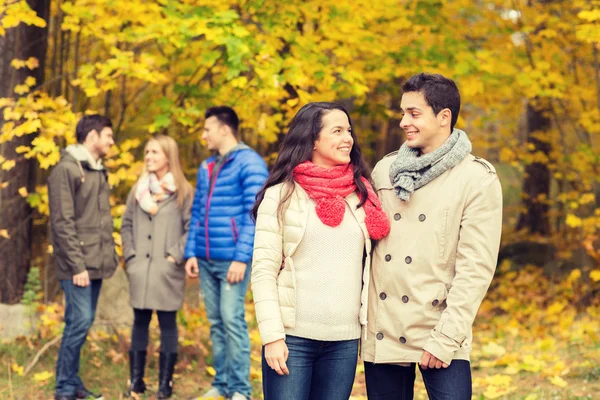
[394,213,401,221]
[432,299,439,306]
[419,214,426,222]
[385,254,392,262]
[399,336,406,344]
[148,235,151,240]
[79,241,84,246]
[402,295,409,303]
[379,292,387,300]
[376,332,384,340]
[146,253,150,258]
[405,256,412,264]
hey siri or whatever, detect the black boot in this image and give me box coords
[124,350,146,397]
[157,352,177,399]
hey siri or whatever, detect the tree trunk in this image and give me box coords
[0,0,50,304]
[516,102,552,235]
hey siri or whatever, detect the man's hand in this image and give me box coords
[420,350,449,370]
[73,270,90,287]
[185,257,199,278]
[264,339,289,376]
[226,261,246,284]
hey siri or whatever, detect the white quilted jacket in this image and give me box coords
[251,182,373,345]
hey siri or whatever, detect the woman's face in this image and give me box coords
[144,139,169,175]
[311,109,354,168]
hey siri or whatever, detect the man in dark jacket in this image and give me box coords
[185,106,268,400]
[48,114,118,400]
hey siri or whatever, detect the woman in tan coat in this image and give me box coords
[121,135,193,399]
[251,102,390,400]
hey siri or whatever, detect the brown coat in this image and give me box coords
[362,153,502,365]
[121,189,192,311]
[48,150,118,281]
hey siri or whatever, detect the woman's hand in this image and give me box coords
[264,338,289,376]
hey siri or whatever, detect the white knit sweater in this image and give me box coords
[285,202,364,341]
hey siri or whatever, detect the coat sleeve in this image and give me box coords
[184,168,204,259]
[168,194,193,264]
[120,188,136,263]
[48,164,86,276]
[251,185,286,345]
[422,172,503,364]
[233,152,269,263]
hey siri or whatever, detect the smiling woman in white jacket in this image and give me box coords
[250,102,390,400]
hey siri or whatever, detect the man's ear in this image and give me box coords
[85,129,99,144]
[438,108,452,128]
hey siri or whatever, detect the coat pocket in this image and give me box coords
[231,218,239,244]
[78,233,101,269]
[431,284,449,312]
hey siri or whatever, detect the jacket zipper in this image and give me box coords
[204,158,232,260]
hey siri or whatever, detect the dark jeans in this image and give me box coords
[198,258,251,398]
[55,279,102,396]
[364,360,472,400]
[262,335,359,400]
[130,308,178,353]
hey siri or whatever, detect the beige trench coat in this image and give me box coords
[362,153,502,365]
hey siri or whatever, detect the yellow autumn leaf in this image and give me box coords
[25,76,36,87]
[590,270,600,283]
[33,370,53,382]
[14,84,30,95]
[18,187,28,197]
[549,375,568,388]
[0,181,8,189]
[26,57,39,70]
[11,363,24,376]
[1,160,16,171]
[565,214,582,228]
[206,366,216,376]
[11,59,27,69]
[567,269,581,284]
[47,244,53,254]
[0,229,10,239]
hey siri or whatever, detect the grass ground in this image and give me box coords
[1,265,599,399]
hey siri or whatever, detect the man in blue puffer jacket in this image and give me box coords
[184,106,268,400]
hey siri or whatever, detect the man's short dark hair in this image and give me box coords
[402,73,461,131]
[76,114,113,143]
[205,106,239,136]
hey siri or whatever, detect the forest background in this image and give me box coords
[1,0,600,398]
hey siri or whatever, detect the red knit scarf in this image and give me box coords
[293,161,390,240]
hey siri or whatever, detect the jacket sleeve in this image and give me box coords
[423,172,503,364]
[120,188,136,263]
[251,185,286,345]
[184,167,204,259]
[48,164,86,276]
[168,194,193,264]
[233,152,269,263]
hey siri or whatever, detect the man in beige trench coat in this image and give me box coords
[362,73,503,400]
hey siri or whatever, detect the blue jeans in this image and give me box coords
[55,279,102,396]
[364,360,472,400]
[198,258,251,398]
[262,335,359,400]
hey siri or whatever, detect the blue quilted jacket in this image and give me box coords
[184,143,268,264]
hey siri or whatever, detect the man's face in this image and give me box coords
[202,116,225,152]
[399,91,450,155]
[89,127,114,158]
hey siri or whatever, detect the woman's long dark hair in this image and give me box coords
[251,102,371,221]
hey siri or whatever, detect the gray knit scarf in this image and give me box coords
[389,129,472,201]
